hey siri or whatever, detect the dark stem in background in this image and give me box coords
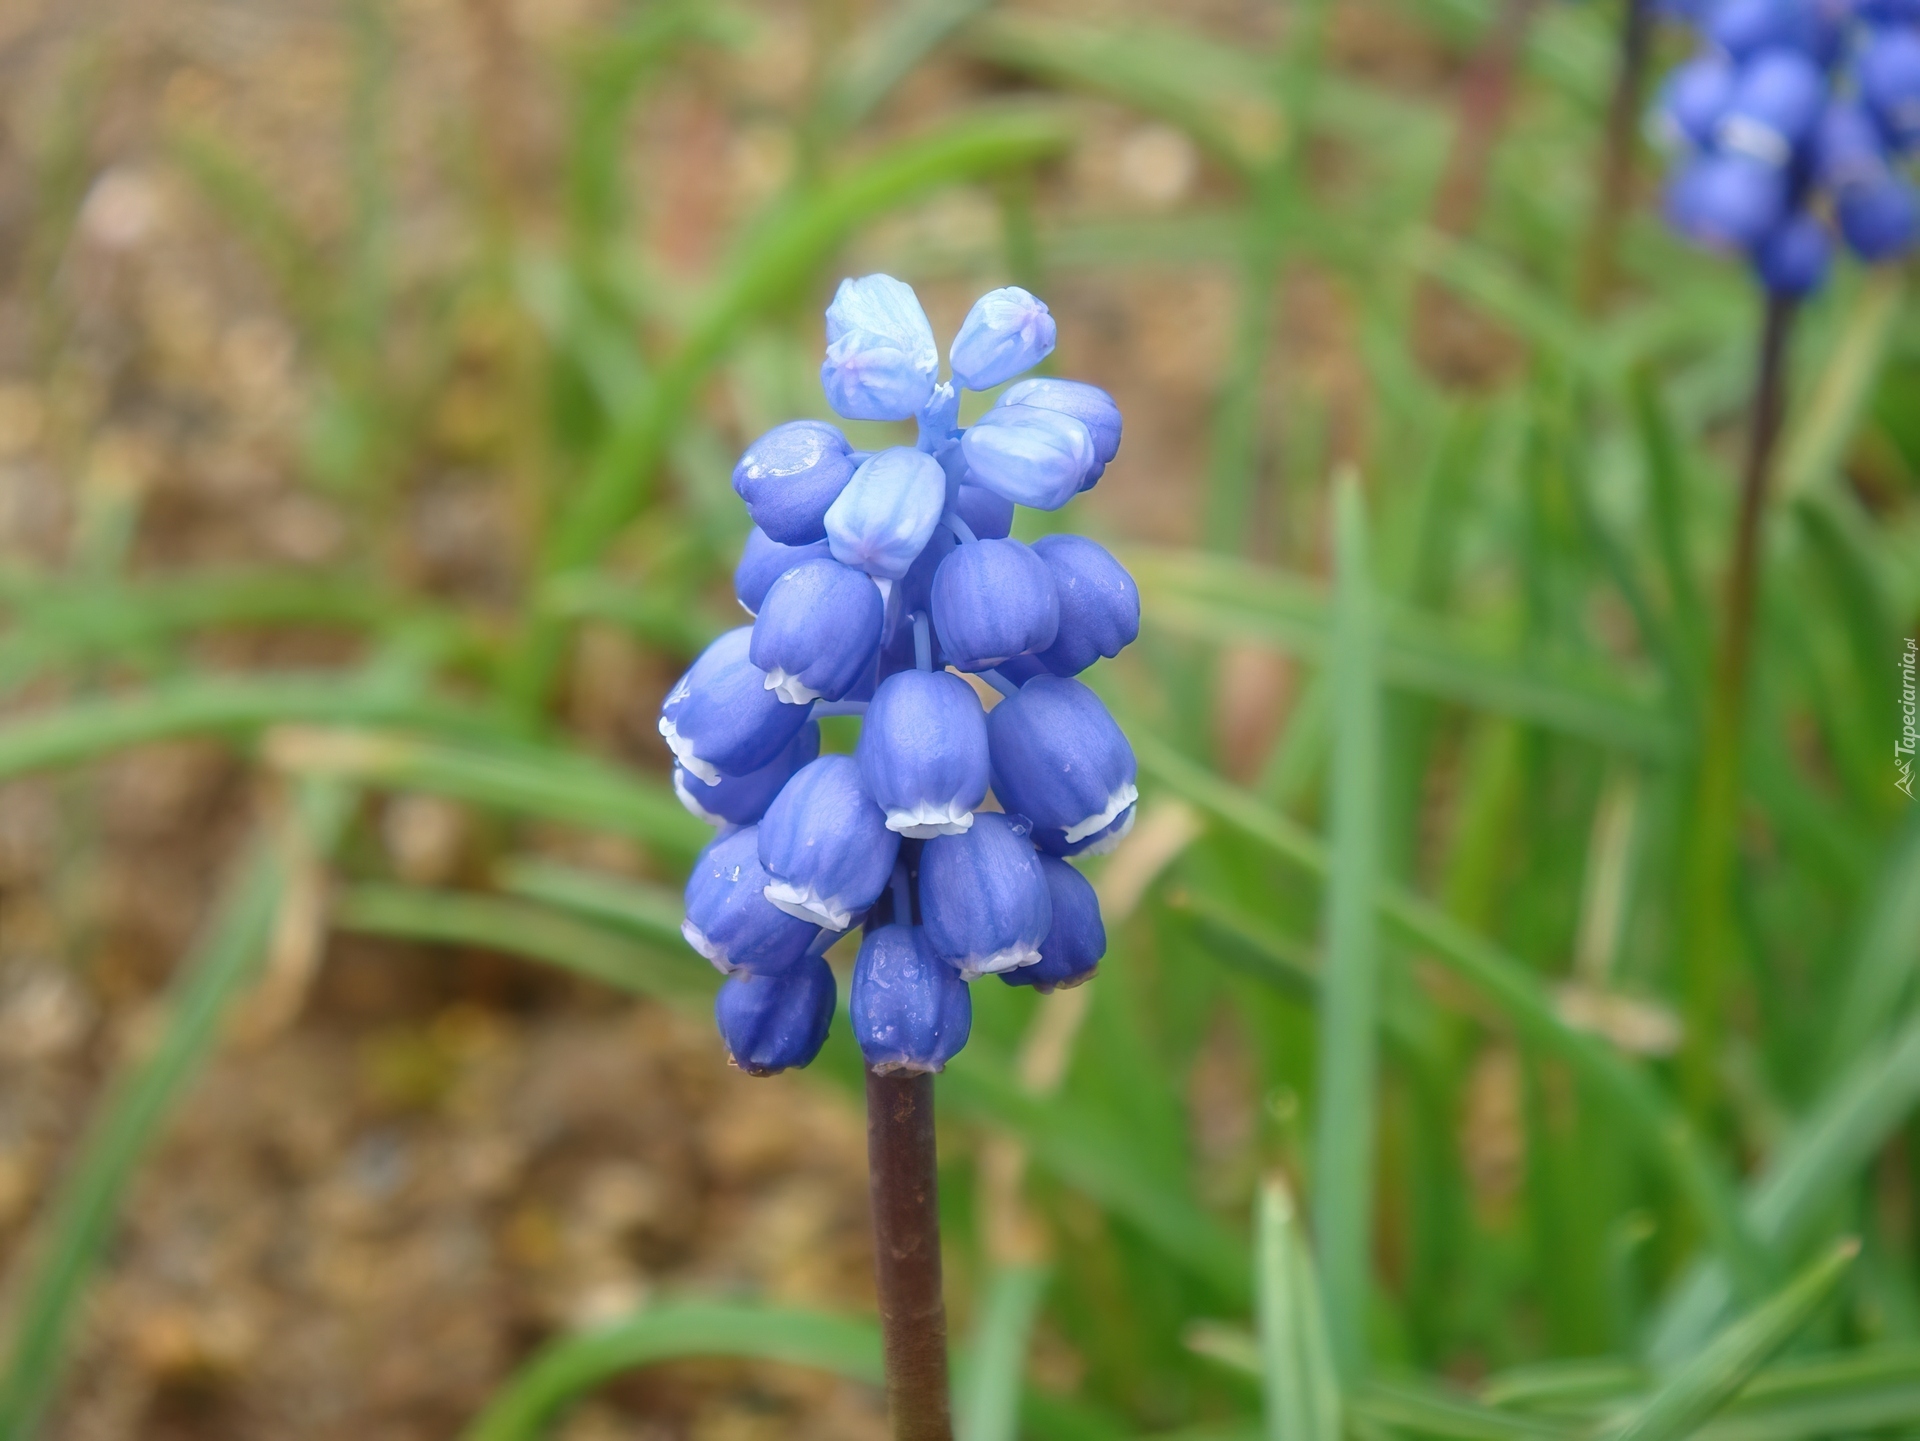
[1678,292,1795,1123]
[866,1069,953,1441]
[1578,0,1655,313]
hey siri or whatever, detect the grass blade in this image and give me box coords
[1128,728,1769,1289]
[266,726,709,861]
[1128,548,1675,759]
[1777,269,1909,501]
[493,856,688,949]
[1821,809,1920,1074]
[0,674,500,783]
[332,884,716,1008]
[1609,1239,1859,1441]
[958,1264,1049,1441]
[462,1302,884,1441]
[1310,475,1382,1381]
[0,780,352,1436]
[1256,1178,1342,1441]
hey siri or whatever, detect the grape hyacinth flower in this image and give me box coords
[1652,0,1920,293]
[661,274,1135,1437]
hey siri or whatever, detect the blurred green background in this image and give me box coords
[0,0,1918,1437]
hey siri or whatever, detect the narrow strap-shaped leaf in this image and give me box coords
[1128,727,1769,1290]
[0,674,500,783]
[1311,475,1382,1381]
[0,779,354,1437]
[958,1264,1050,1441]
[267,726,708,860]
[493,857,688,949]
[462,1302,884,1441]
[1609,1239,1859,1441]
[1256,1179,1343,1441]
[1777,268,1908,501]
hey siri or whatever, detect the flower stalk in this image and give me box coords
[866,1068,954,1441]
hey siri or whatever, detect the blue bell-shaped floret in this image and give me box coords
[732,421,859,545]
[1707,0,1833,63]
[1665,152,1788,250]
[997,379,1122,490]
[919,812,1052,978]
[1716,48,1827,164]
[735,529,832,615]
[960,405,1097,511]
[1001,855,1106,993]
[1858,0,1920,21]
[749,558,885,704]
[1817,100,1894,190]
[949,287,1057,391]
[1836,174,1920,258]
[857,669,990,837]
[954,483,1015,539]
[715,957,836,1075]
[1752,210,1832,294]
[1030,534,1140,676]
[675,721,820,826]
[1860,26,1920,150]
[682,825,822,976]
[824,446,948,581]
[851,924,973,1074]
[820,274,939,421]
[1656,53,1736,149]
[931,538,1059,672]
[660,627,815,785]
[757,754,900,930]
[987,674,1139,858]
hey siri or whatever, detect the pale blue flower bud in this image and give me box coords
[954,483,1014,539]
[960,404,1096,511]
[820,273,939,421]
[749,558,884,704]
[660,627,814,785]
[735,529,832,615]
[825,446,948,581]
[757,754,900,930]
[998,378,1122,488]
[732,421,858,545]
[675,721,820,826]
[857,670,989,837]
[715,957,836,1075]
[1861,26,1920,150]
[917,380,960,450]
[1665,153,1786,250]
[1752,211,1831,295]
[1001,855,1105,993]
[987,675,1139,857]
[1715,49,1826,165]
[682,825,823,976]
[1836,175,1920,259]
[1030,534,1139,676]
[949,286,1057,390]
[851,924,972,1074]
[919,812,1052,978]
[931,538,1058,672]
[1655,54,1735,150]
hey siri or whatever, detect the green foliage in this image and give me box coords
[3,0,1918,1436]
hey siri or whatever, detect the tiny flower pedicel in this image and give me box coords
[663,276,1139,1079]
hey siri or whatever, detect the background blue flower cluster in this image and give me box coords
[662,276,1140,1080]
[1658,0,1920,293]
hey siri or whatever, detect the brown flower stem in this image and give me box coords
[1579,0,1656,313]
[866,1068,953,1441]
[1678,291,1795,1123]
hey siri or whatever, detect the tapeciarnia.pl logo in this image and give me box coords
[1900,638,1917,800]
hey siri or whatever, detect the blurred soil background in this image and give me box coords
[0,0,1469,1435]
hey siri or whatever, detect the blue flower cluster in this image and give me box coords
[663,276,1139,1079]
[1656,0,1920,293]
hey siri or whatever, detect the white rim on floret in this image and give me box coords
[658,714,721,786]
[1075,804,1137,857]
[1063,781,1140,844]
[884,801,975,839]
[953,941,1042,980]
[673,769,725,824]
[680,919,736,975]
[763,880,854,932]
[870,1055,945,1076]
[762,667,822,705]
